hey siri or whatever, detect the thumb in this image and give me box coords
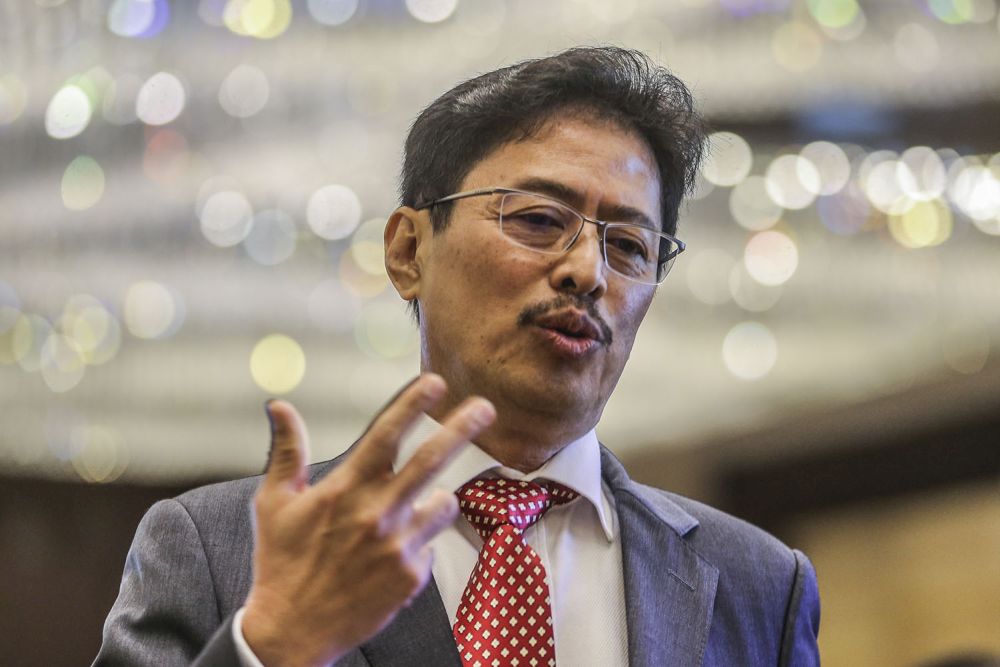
[264,399,311,493]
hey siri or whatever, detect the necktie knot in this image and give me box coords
[456,477,578,542]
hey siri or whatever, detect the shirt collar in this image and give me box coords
[393,413,614,541]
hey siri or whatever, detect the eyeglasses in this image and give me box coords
[414,187,685,285]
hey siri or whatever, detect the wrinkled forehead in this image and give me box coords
[463,110,662,222]
[478,107,661,207]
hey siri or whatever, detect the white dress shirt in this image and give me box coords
[234,414,629,666]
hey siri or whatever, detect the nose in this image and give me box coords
[548,223,608,300]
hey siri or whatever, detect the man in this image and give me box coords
[96,47,820,666]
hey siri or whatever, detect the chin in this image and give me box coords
[508,366,602,418]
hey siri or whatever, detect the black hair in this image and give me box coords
[399,46,707,237]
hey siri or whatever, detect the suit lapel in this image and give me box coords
[601,448,719,667]
[358,577,462,667]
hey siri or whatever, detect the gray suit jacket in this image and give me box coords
[95,447,820,666]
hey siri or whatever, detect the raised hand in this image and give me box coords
[241,374,495,667]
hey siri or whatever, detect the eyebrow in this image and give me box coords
[508,176,659,230]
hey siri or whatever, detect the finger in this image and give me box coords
[408,488,459,547]
[390,397,495,505]
[341,373,447,479]
[403,545,436,608]
[262,399,311,495]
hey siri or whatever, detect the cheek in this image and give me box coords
[611,294,654,350]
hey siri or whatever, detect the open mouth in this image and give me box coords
[532,311,605,359]
[547,325,591,340]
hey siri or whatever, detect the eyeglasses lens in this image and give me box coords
[499,193,677,285]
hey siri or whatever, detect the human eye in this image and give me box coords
[606,228,651,260]
[506,206,569,230]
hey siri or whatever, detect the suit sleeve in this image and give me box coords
[778,549,821,667]
[93,498,242,667]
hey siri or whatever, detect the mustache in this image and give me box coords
[517,295,614,345]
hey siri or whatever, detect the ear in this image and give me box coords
[384,206,431,302]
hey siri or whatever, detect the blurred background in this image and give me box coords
[1,0,999,665]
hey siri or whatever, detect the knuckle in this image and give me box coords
[316,478,347,505]
[267,444,298,471]
[355,507,385,538]
[368,419,403,449]
[252,491,270,515]
[374,535,409,571]
[400,558,424,592]
[408,447,442,474]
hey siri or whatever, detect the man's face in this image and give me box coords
[413,114,661,432]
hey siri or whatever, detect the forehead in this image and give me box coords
[457,113,662,223]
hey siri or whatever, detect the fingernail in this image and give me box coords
[473,400,495,425]
[421,374,446,399]
[264,400,276,436]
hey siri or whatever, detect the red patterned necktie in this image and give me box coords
[452,477,579,667]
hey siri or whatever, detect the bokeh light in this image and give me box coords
[124,280,184,339]
[817,1,866,40]
[244,209,297,265]
[943,320,991,375]
[926,0,994,24]
[765,154,820,210]
[45,85,93,139]
[350,217,388,276]
[684,249,736,305]
[899,146,947,201]
[888,199,953,249]
[0,286,25,365]
[225,0,293,38]
[862,158,913,215]
[61,295,122,366]
[14,314,54,372]
[339,250,389,297]
[406,0,458,23]
[0,319,23,364]
[688,168,715,201]
[307,184,362,240]
[0,282,20,334]
[729,265,783,312]
[199,190,255,247]
[61,156,106,210]
[108,0,170,38]
[722,321,778,380]
[729,175,783,231]
[40,334,86,393]
[816,181,872,235]
[70,425,129,483]
[250,333,306,394]
[771,21,823,72]
[142,128,192,184]
[218,64,270,118]
[744,229,799,286]
[136,72,186,125]
[307,0,358,25]
[807,0,860,28]
[949,164,1000,221]
[355,302,419,359]
[587,0,638,24]
[0,74,28,125]
[800,141,851,195]
[701,131,753,187]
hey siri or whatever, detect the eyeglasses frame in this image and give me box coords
[413,187,686,285]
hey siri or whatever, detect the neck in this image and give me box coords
[427,394,590,473]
